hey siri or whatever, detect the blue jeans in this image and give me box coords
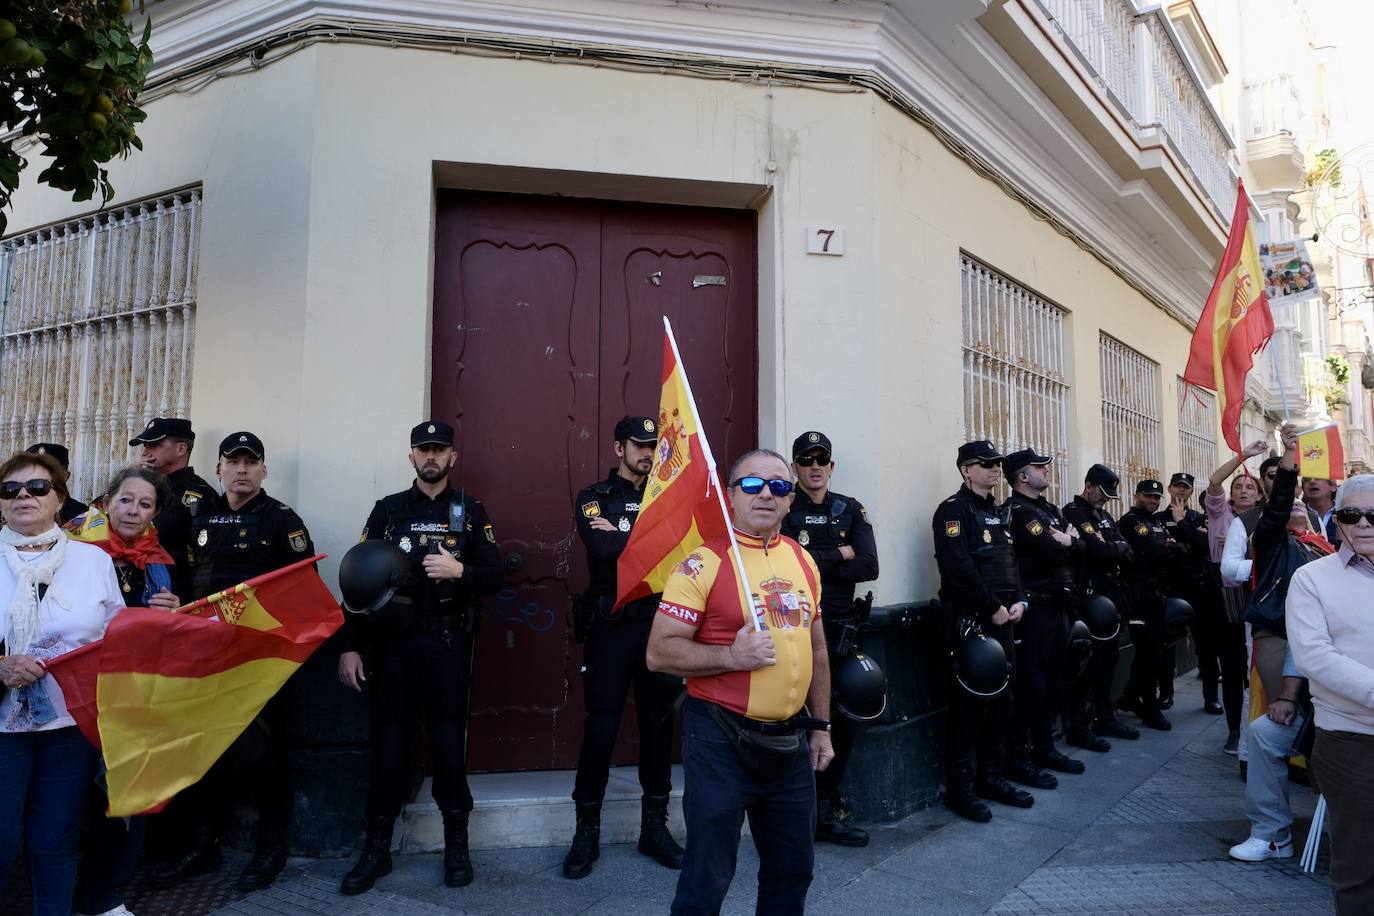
[0,727,101,916]
[670,700,816,916]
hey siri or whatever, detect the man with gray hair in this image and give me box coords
[1287,473,1374,914]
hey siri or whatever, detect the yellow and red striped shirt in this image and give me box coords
[658,530,822,722]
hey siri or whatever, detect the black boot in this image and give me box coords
[562,801,602,879]
[1066,726,1110,753]
[150,818,222,889]
[1033,746,1086,775]
[815,794,869,847]
[1095,717,1140,740]
[943,765,992,823]
[442,810,474,887]
[1005,752,1058,790]
[637,795,684,868]
[237,815,289,892]
[340,817,395,895]
[973,775,1035,809]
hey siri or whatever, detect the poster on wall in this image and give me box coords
[1259,239,1321,307]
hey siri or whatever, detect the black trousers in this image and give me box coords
[1190,579,1247,732]
[572,605,675,803]
[1123,585,1164,715]
[670,701,814,916]
[364,628,474,818]
[815,617,857,801]
[1008,596,1068,754]
[947,621,1014,782]
[73,799,144,913]
[1066,632,1122,726]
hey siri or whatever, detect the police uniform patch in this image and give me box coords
[418,534,428,547]
[289,530,307,553]
[1135,524,1148,536]
[582,501,601,519]
[1027,520,1044,535]
[860,506,869,522]
[617,517,631,533]
[799,529,811,546]
[983,529,993,544]
[399,536,412,553]
[945,521,960,538]
[1082,522,1096,534]
[484,523,495,544]
[182,489,202,508]
[446,535,458,548]
[359,529,368,543]
[196,528,208,547]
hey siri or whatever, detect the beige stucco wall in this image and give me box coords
[5,41,1213,605]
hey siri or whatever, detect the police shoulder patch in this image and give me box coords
[1135,523,1148,536]
[1027,520,1044,535]
[288,530,308,553]
[945,520,960,537]
[182,489,203,508]
[1082,522,1095,534]
[581,501,601,519]
[358,528,368,544]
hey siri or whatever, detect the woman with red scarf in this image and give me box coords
[66,467,179,916]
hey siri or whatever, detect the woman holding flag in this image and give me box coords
[0,450,124,916]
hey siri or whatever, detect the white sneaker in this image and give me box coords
[1229,835,1294,862]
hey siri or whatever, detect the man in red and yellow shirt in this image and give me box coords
[648,448,834,916]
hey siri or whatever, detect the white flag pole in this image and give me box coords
[662,317,763,633]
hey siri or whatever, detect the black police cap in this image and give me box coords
[1169,472,1196,489]
[1003,448,1052,477]
[219,431,265,459]
[26,443,69,470]
[411,421,454,448]
[614,416,658,444]
[1085,463,1120,499]
[956,440,1003,468]
[1136,479,1164,496]
[792,431,833,459]
[130,417,196,446]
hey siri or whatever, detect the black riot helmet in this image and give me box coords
[1164,596,1194,630]
[833,652,887,721]
[952,627,1010,698]
[1080,593,1121,643]
[1067,619,1093,681]
[339,540,416,615]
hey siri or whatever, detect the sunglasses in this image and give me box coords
[963,460,1002,470]
[731,476,795,497]
[794,454,831,468]
[0,479,55,500]
[1334,508,1374,526]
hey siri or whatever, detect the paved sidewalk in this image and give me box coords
[207,676,1333,916]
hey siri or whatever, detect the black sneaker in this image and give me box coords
[1223,731,1240,756]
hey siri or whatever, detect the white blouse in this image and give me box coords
[0,540,123,733]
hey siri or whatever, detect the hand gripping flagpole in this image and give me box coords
[662,316,763,633]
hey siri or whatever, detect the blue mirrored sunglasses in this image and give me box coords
[731,476,794,497]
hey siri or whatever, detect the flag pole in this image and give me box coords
[1275,329,1293,425]
[662,317,763,633]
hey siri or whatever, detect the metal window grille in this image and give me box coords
[1100,333,1161,498]
[1177,380,1217,495]
[961,255,1071,501]
[0,188,201,501]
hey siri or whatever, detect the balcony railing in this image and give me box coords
[1036,0,1236,221]
[1244,74,1302,139]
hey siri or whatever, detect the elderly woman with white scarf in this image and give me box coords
[0,451,124,916]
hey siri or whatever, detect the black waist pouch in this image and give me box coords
[705,702,805,781]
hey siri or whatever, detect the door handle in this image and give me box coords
[505,552,523,573]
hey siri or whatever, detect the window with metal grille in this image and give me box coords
[960,255,1071,501]
[1177,380,1217,495]
[1099,333,1161,499]
[0,188,202,502]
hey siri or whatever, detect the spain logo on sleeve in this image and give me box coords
[582,501,601,519]
[1027,521,1044,535]
[945,520,960,538]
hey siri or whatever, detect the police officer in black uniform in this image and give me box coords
[130,417,214,589]
[1062,464,1139,748]
[25,443,88,524]
[933,440,1034,823]
[1115,479,1187,731]
[1001,449,1085,788]
[153,431,316,892]
[562,415,684,880]
[1154,472,1214,712]
[780,430,879,847]
[337,420,503,894]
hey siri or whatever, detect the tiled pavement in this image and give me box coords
[0,676,1336,915]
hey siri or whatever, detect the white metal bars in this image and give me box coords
[1177,379,1217,494]
[1039,0,1141,120]
[0,188,201,502]
[961,255,1071,502]
[1100,333,1161,498]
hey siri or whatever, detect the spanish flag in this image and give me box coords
[615,318,731,608]
[1298,424,1346,480]
[47,556,340,816]
[1183,179,1275,453]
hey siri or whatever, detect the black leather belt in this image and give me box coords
[686,697,827,735]
[413,613,464,633]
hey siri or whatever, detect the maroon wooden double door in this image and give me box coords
[431,191,757,772]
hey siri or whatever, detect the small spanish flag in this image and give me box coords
[1297,425,1346,480]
